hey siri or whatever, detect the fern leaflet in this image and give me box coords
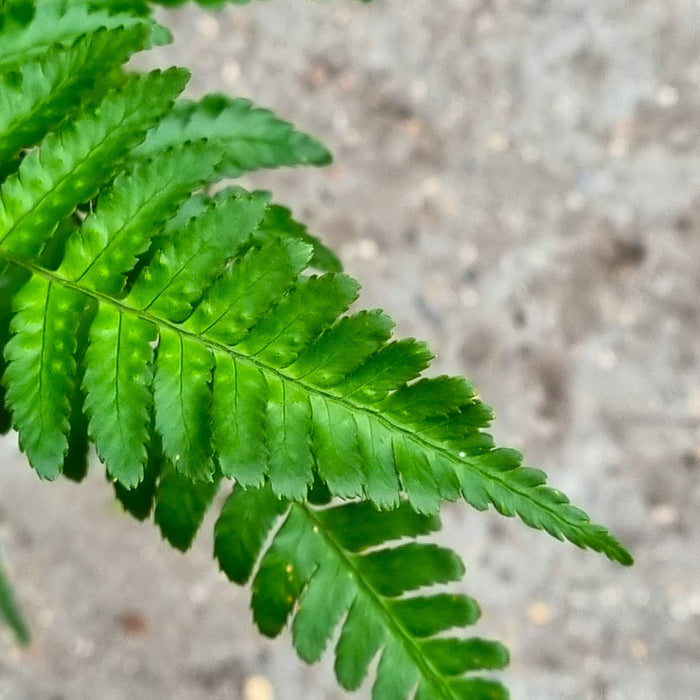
[0,25,149,170]
[0,0,166,69]
[133,94,332,176]
[0,552,29,646]
[214,483,509,700]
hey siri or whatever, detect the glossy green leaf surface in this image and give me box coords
[214,484,509,699]
[0,3,634,697]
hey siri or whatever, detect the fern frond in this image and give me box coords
[214,483,508,700]
[0,68,188,258]
[132,94,332,176]
[0,3,635,695]
[0,69,187,476]
[0,0,167,69]
[0,25,150,167]
[0,0,631,569]
[0,168,631,563]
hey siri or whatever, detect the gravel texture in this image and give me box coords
[1,1,699,698]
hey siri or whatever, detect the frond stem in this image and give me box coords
[298,503,459,699]
[0,250,603,550]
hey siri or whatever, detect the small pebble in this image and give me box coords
[650,503,679,527]
[628,638,648,660]
[527,601,553,625]
[487,131,510,153]
[244,675,274,700]
[655,84,679,108]
[196,14,219,39]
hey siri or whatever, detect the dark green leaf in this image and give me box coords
[154,462,221,551]
[0,555,29,645]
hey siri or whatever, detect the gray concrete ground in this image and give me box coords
[1,1,699,698]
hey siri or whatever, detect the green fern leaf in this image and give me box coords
[58,141,224,295]
[0,263,26,434]
[0,553,29,646]
[169,194,341,273]
[112,435,163,520]
[83,307,156,486]
[0,68,188,259]
[126,188,269,318]
[1,174,631,562]
[154,461,221,551]
[0,25,150,167]
[0,4,635,696]
[132,94,332,176]
[257,203,342,273]
[153,330,216,481]
[236,272,359,361]
[0,0,167,69]
[184,232,312,345]
[0,0,631,565]
[214,484,509,699]
[3,278,88,478]
[211,352,268,487]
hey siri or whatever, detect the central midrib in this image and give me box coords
[300,503,461,699]
[0,248,595,548]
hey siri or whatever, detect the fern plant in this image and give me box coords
[0,1,633,697]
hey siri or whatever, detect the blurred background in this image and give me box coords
[1,1,699,698]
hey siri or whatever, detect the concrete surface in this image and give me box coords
[1,1,699,698]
